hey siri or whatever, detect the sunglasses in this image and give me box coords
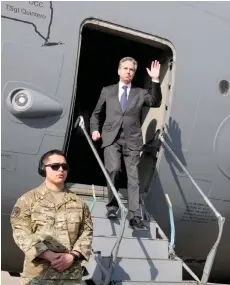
[44,163,69,171]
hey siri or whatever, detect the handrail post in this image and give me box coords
[89,184,97,213]
[159,133,225,284]
[165,194,176,258]
[200,215,225,284]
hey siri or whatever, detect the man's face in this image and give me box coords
[118,60,135,84]
[44,154,68,184]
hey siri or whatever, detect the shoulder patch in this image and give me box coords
[11,207,21,218]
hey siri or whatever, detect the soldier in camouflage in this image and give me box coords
[11,149,93,285]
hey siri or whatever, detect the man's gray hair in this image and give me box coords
[118,57,138,72]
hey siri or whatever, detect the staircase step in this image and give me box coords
[93,217,157,239]
[101,257,182,282]
[92,236,168,259]
[90,200,128,218]
[116,281,198,285]
[68,183,129,199]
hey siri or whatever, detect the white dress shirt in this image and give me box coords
[118,82,131,102]
[118,79,159,102]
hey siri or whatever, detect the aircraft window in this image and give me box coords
[219,80,229,96]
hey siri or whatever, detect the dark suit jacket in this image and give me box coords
[90,82,162,151]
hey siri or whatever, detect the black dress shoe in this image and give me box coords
[129,217,149,231]
[106,209,117,219]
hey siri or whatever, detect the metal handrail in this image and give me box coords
[75,116,128,285]
[87,185,110,277]
[75,116,127,214]
[91,249,109,276]
[103,216,127,285]
[159,133,225,284]
[165,194,175,257]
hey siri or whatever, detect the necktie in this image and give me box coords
[120,85,128,113]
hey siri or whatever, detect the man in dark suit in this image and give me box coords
[90,57,162,230]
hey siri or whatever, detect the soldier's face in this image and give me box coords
[45,154,68,184]
[118,61,135,84]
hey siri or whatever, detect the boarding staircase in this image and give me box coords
[81,197,194,285]
[72,116,225,285]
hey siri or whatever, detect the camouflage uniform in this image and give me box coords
[20,279,82,285]
[11,184,93,285]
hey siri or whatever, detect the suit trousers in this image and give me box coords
[104,129,141,219]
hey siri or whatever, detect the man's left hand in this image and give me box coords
[146,60,161,80]
[51,253,75,272]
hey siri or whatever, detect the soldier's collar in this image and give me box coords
[38,183,79,201]
[37,183,67,197]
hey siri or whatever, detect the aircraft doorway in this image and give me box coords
[65,21,174,193]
